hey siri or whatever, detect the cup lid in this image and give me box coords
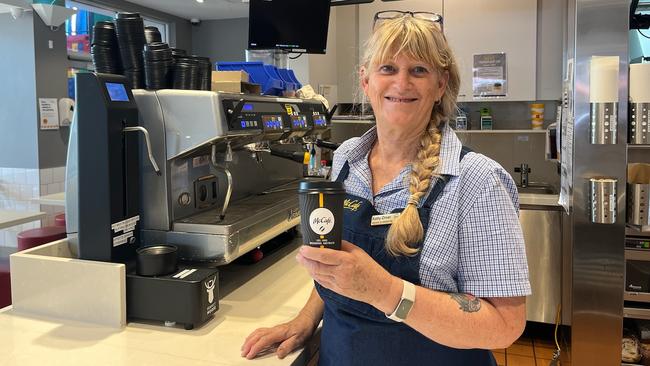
[298,180,345,193]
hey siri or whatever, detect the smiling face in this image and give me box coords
[361,53,448,134]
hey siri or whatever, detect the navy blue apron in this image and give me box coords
[316,147,496,366]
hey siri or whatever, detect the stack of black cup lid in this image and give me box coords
[115,12,146,89]
[172,56,199,90]
[144,26,162,44]
[170,48,187,58]
[143,42,172,90]
[191,55,212,91]
[91,21,122,74]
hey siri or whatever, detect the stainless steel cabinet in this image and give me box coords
[520,206,563,324]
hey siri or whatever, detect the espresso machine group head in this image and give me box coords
[65,73,219,330]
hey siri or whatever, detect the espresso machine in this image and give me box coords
[65,73,219,330]
[132,89,330,264]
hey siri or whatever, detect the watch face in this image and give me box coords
[395,298,414,320]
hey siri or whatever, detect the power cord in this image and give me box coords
[289,53,303,60]
[548,303,562,365]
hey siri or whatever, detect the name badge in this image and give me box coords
[370,213,400,226]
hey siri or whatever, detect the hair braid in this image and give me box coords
[385,119,443,256]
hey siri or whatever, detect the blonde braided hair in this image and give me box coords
[361,16,461,256]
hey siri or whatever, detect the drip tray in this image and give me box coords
[174,181,301,236]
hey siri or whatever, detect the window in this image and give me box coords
[64,0,169,58]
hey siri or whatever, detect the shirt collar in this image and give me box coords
[339,122,464,177]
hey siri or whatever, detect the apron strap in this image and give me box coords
[335,161,351,183]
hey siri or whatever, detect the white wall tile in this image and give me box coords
[52,167,65,183]
[40,168,53,184]
[27,169,38,185]
[14,170,26,185]
[3,168,14,182]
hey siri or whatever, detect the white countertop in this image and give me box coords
[0,240,316,366]
[31,192,65,206]
[0,210,46,230]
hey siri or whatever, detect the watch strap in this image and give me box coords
[385,279,416,322]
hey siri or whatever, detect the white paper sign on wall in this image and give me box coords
[38,98,60,130]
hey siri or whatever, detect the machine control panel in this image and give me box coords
[313,113,327,128]
[291,115,309,130]
[261,115,284,131]
[221,95,330,139]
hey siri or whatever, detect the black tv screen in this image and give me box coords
[248,0,331,54]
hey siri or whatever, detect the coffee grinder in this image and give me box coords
[65,73,219,329]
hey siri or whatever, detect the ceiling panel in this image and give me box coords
[124,0,249,20]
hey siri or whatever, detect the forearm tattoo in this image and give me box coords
[449,293,481,313]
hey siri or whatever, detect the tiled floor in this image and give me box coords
[492,324,571,366]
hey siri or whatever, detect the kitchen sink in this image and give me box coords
[517,184,558,195]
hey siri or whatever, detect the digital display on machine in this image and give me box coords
[240,120,258,128]
[313,115,327,127]
[262,115,283,130]
[105,82,129,102]
[243,103,254,112]
[292,115,308,129]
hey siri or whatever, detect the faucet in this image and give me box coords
[514,163,531,188]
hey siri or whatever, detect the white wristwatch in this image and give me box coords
[385,280,416,322]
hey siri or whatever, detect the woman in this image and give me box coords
[241,12,530,365]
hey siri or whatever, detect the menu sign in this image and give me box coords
[472,53,507,98]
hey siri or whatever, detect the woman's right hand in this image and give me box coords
[240,313,317,360]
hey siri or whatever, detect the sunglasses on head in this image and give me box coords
[373,10,444,32]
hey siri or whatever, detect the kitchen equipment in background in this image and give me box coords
[514,163,531,188]
[531,103,544,130]
[628,163,650,227]
[65,73,219,330]
[480,107,493,130]
[589,56,619,144]
[133,89,331,264]
[455,108,468,130]
[629,63,650,145]
[590,178,618,224]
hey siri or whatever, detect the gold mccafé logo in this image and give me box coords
[344,199,362,212]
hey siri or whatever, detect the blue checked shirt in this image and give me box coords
[331,123,531,298]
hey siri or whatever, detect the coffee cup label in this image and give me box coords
[309,208,335,235]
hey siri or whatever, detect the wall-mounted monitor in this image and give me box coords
[248,0,331,54]
[330,0,374,5]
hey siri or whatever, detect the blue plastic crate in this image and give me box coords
[216,61,284,95]
[276,68,297,92]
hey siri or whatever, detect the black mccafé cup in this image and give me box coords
[298,181,345,250]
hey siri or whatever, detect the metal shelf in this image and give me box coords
[628,144,650,149]
[625,249,650,261]
[624,306,650,320]
[625,292,650,302]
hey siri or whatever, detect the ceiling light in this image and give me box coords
[196,0,204,3]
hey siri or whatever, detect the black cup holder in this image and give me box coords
[136,245,178,277]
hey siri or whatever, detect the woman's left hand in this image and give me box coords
[296,240,399,309]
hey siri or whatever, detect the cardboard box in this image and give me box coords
[211,81,261,94]
[211,70,249,83]
[211,71,260,94]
